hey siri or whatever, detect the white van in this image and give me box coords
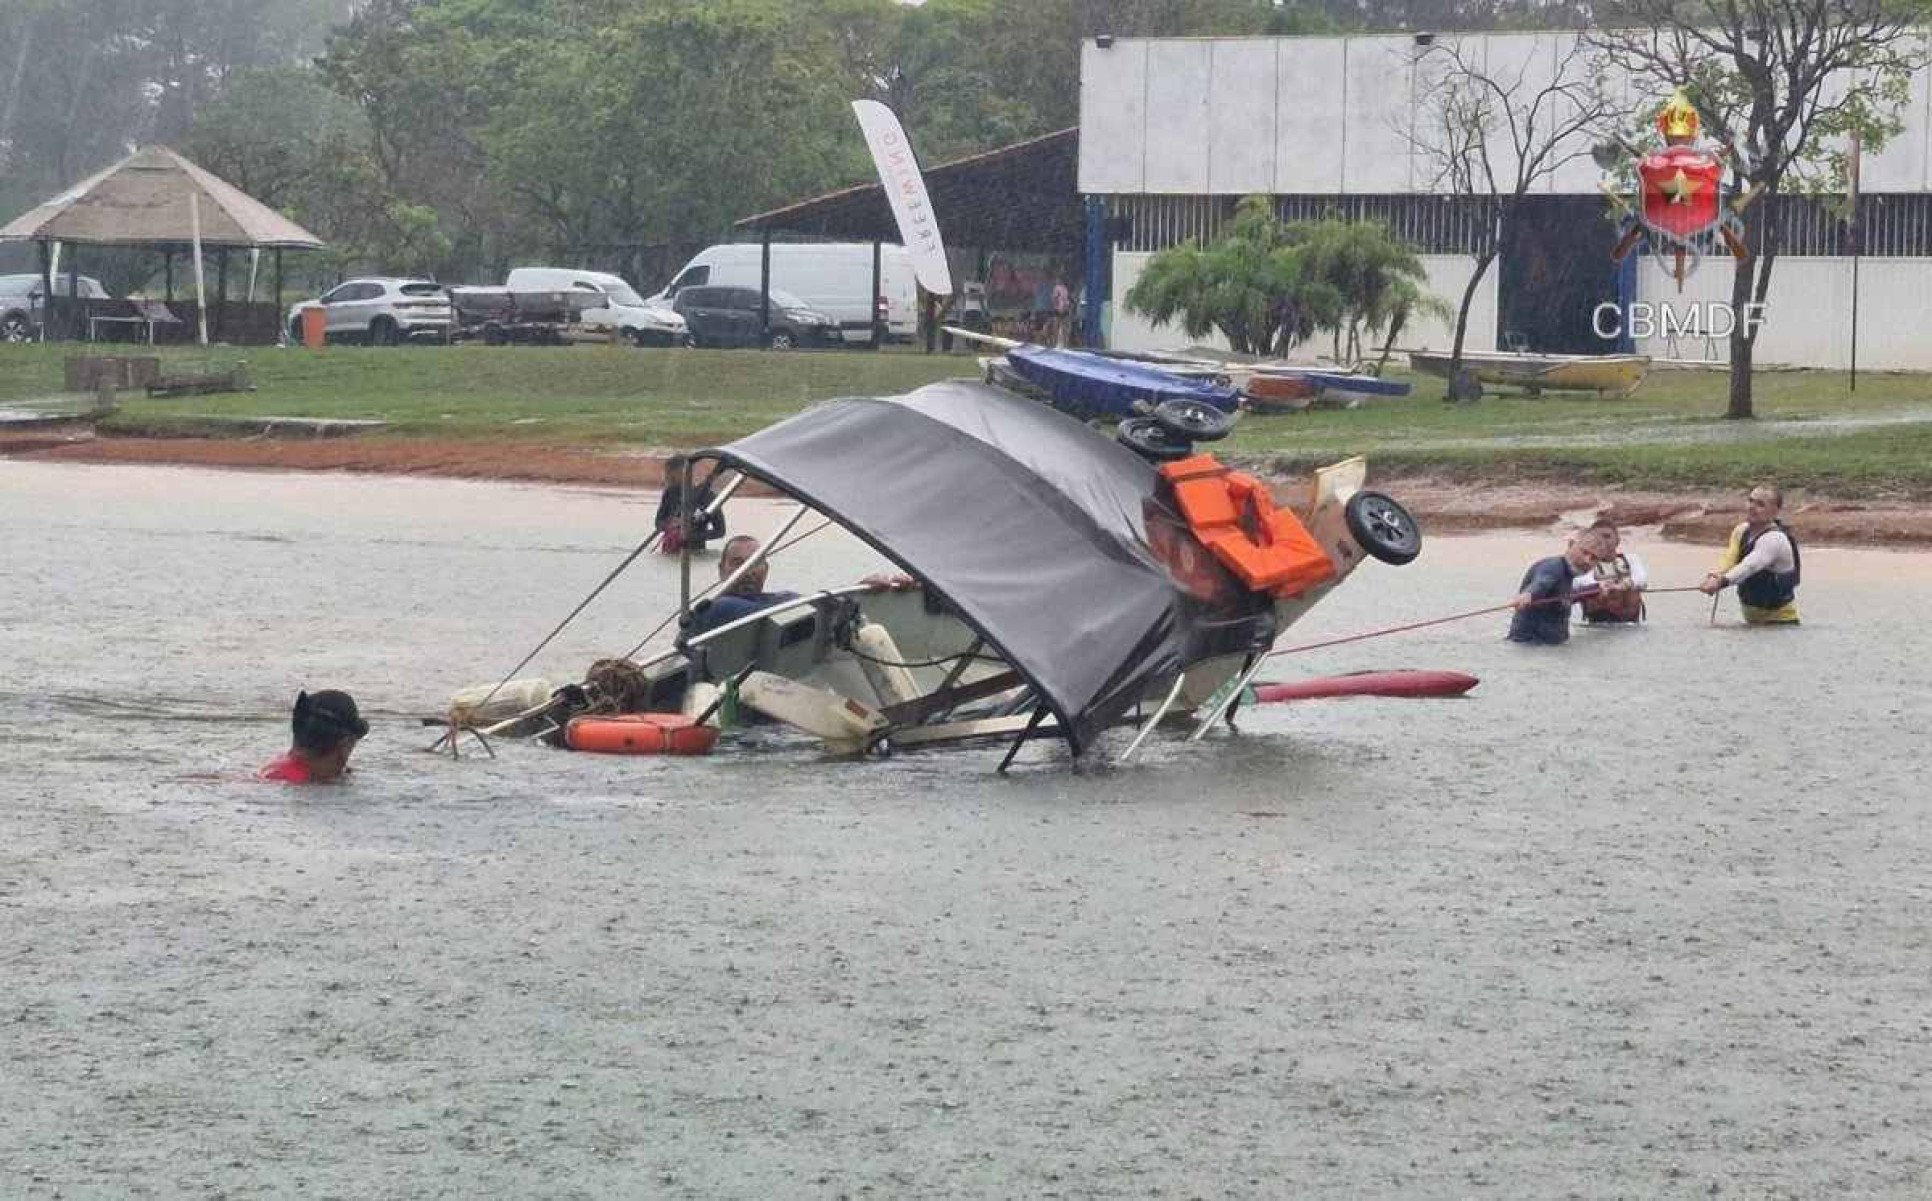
[653,243,918,343]
[501,267,687,346]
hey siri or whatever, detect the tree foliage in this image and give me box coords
[1589,1,1932,418]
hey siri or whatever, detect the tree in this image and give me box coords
[1127,203,1448,364]
[1408,35,1617,398]
[1590,3,1930,418]
[1296,217,1452,368]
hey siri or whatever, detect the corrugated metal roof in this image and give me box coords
[0,145,325,249]
[734,128,1080,254]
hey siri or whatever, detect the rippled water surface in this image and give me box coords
[3,461,1929,1197]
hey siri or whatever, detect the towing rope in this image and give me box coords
[1265,585,1708,659]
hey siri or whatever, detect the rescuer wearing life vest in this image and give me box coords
[1699,484,1801,623]
[1575,518,1648,624]
[259,689,368,783]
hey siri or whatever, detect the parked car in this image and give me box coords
[673,285,842,349]
[652,242,918,343]
[1,273,111,342]
[286,278,454,345]
[501,268,686,346]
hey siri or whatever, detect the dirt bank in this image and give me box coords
[10,428,1932,547]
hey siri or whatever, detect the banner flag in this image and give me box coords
[851,99,953,297]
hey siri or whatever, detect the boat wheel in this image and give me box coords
[1116,416,1194,462]
[1152,398,1235,443]
[1345,491,1422,565]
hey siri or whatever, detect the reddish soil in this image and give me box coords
[9,428,1932,547]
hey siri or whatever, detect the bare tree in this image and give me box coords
[1591,2,1928,418]
[1408,35,1617,398]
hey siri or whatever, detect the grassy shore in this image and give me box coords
[6,342,1932,495]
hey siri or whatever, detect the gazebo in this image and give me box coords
[0,145,325,344]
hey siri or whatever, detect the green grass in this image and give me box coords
[6,342,1932,495]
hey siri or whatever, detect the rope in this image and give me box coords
[1264,585,1707,660]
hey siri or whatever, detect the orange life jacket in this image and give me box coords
[1579,554,1644,623]
[1157,454,1336,599]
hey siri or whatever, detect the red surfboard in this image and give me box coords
[1251,670,1478,703]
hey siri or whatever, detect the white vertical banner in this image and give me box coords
[851,99,953,297]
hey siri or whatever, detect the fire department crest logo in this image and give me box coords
[1604,90,1757,290]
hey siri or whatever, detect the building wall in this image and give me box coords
[1079,33,1932,197]
[1631,256,1932,370]
[1108,250,1497,357]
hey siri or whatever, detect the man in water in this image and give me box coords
[1699,483,1801,623]
[260,689,367,783]
[654,455,725,554]
[684,535,802,635]
[1575,518,1648,625]
[1509,529,1607,645]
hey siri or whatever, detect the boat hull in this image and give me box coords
[1408,351,1650,397]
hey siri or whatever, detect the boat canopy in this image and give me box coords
[701,380,1271,753]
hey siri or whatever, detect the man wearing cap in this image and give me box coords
[260,689,368,783]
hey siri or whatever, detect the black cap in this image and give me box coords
[293,689,369,748]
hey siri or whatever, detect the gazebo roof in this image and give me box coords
[0,145,324,250]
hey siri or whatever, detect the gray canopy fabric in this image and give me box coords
[0,145,324,249]
[704,380,1272,753]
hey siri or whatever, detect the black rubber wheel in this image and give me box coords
[1345,490,1422,565]
[1,312,32,342]
[368,317,397,346]
[1153,397,1235,442]
[482,323,506,347]
[287,319,303,344]
[1116,416,1194,463]
[767,330,796,350]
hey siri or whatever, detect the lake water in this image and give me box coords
[2,461,1928,1197]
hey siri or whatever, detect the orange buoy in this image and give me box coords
[564,713,719,756]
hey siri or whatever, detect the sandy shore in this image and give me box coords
[9,426,1932,546]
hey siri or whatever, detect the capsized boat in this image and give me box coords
[1246,367,1411,410]
[461,378,1425,768]
[1000,345,1243,421]
[1407,349,1650,397]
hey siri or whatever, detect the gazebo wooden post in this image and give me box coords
[67,244,80,342]
[37,239,53,344]
[216,249,229,340]
[164,252,174,301]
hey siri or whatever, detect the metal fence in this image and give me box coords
[1106,192,1932,258]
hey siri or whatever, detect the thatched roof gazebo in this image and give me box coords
[0,145,324,343]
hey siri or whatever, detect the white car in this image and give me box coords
[502,267,687,346]
[1,273,111,342]
[286,277,454,345]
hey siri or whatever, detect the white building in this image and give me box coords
[1079,32,1932,368]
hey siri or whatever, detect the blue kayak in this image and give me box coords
[1003,346,1243,420]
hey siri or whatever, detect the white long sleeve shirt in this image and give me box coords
[1723,527,1795,585]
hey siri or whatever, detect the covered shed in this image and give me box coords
[733,128,1101,343]
[0,145,324,344]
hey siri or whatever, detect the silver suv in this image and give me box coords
[1,273,110,342]
[286,277,453,345]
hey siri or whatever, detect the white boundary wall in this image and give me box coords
[1632,256,1932,370]
[1079,33,1932,196]
[1109,250,1498,357]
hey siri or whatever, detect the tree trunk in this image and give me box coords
[1725,204,1766,420]
[1450,250,1496,371]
